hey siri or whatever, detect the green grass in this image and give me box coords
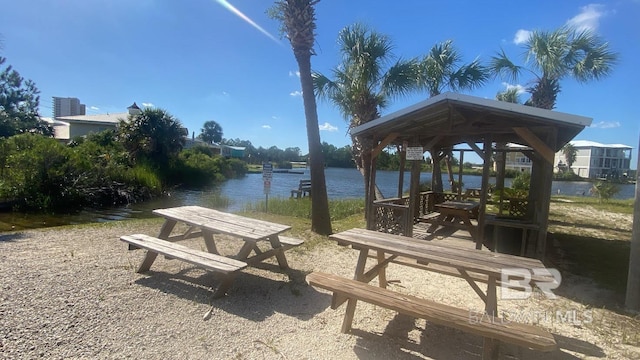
[551,195,634,215]
[243,197,365,221]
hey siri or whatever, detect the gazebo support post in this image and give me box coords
[431,149,444,192]
[534,129,557,259]
[457,150,464,200]
[476,137,492,250]
[366,151,378,231]
[397,144,406,198]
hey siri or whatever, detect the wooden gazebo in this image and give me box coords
[352,92,592,258]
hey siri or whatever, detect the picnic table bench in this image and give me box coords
[310,228,557,359]
[122,206,303,297]
[290,179,311,198]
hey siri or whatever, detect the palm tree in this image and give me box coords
[272,0,332,235]
[561,142,577,170]
[418,40,489,97]
[490,26,618,110]
[496,87,521,104]
[418,40,490,192]
[313,23,421,203]
[118,108,186,165]
[199,120,223,144]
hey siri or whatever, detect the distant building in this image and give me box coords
[498,143,533,173]
[554,140,633,179]
[52,97,86,117]
[221,145,245,158]
[48,98,142,140]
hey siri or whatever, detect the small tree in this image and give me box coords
[561,143,577,170]
[198,120,223,144]
[117,108,186,166]
[590,181,619,203]
[0,57,53,138]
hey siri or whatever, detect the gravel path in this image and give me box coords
[1,219,639,359]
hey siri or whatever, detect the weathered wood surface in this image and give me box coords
[152,206,290,241]
[330,228,549,281]
[307,271,557,353]
[120,233,247,274]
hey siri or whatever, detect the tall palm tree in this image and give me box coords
[313,23,421,204]
[490,26,618,110]
[418,40,489,97]
[272,0,332,235]
[418,40,490,192]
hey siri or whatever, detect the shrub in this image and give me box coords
[590,181,619,203]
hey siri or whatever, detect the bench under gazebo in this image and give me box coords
[351,92,591,259]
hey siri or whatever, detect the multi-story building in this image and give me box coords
[52,97,86,117]
[554,140,633,179]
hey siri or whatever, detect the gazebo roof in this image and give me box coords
[351,92,592,152]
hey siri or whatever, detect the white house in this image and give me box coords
[554,140,633,179]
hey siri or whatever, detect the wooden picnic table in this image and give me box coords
[318,228,556,358]
[123,206,302,297]
[421,200,480,243]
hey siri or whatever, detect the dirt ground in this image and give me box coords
[1,217,640,359]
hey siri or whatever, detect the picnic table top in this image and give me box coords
[330,228,549,280]
[152,206,291,241]
[435,200,480,211]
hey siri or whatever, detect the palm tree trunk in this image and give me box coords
[294,49,332,235]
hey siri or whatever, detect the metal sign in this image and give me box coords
[406,146,424,161]
[262,163,273,181]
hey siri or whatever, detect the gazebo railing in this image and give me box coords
[369,191,461,236]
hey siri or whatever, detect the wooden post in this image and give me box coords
[476,137,492,250]
[398,144,406,198]
[534,129,557,259]
[407,148,421,237]
[366,153,378,230]
[626,133,640,311]
[458,150,464,200]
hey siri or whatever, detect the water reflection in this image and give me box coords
[0,167,635,232]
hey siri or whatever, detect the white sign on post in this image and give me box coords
[406,146,424,161]
[262,163,273,195]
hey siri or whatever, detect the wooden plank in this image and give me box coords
[307,272,557,352]
[152,206,290,241]
[278,236,304,247]
[512,127,555,165]
[120,234,247,274]
[331,229,549,279]
[372,133,399,159]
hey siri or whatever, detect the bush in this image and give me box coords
[590,181,619,203]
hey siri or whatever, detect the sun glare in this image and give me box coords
[214,0,281,45]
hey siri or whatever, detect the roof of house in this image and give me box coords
[570,140,632,149]
[351,92,592,152]
[55,113,128,125]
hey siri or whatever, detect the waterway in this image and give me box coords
[0,167,635,232]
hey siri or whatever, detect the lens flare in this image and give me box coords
[214,0,281,45]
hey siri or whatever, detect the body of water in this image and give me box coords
[0,167,635,231]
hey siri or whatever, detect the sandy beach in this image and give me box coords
[1,218,639,359]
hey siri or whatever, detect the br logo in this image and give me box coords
[500,268,562,300]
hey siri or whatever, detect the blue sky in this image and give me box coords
[1,1,639,166]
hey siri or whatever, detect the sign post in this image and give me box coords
[262,163,273,212]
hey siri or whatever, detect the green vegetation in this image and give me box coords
[244,197,364,222]
[590,181,621,203]
[0,57,53,137]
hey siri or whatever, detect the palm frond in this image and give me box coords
[489,49,522,83]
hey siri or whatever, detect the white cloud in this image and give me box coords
[271,116,278,120]
[141,102,154,107]
[566,4,606,32]
[513,29,532,45]
[290,90,302,97]
[590,121,620,129]
[319,122,338,132]
[222,91,229,96]
[262,125,271,129]
[289,70,300,77]
[89,106,100,110]
[502,82,527,95]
